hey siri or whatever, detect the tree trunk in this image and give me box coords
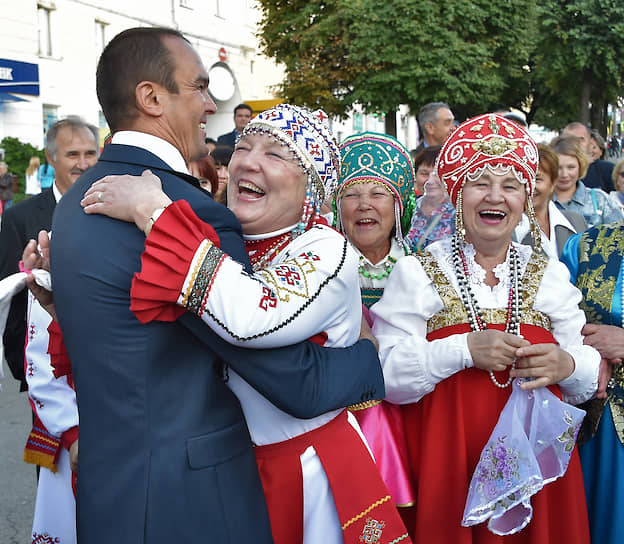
[579,70,592,126]
[590,83,607,134]
[385,109,397,137]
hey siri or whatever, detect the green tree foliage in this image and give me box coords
[1,137,45,202]
[526,0,624,132]
[341,0,536,122]
[257,1,358,117]
[257,0,537,125]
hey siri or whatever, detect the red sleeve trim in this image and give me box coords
[47,320,72,380]
[61,426,79,451]
[130,200,221,324]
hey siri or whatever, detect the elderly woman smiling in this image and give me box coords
[372,113,600,542]
[335,131,415,309]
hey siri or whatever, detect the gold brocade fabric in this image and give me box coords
[416,249,551,334]
[573,224,624,445]
[578,363,624,445]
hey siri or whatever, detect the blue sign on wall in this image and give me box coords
[0,58,40,96]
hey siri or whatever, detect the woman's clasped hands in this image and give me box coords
[467,329,575,390]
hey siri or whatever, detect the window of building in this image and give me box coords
[180,0,193,8]
[95,20,108,57]
[42,104,58,139]
[38,5,55,57]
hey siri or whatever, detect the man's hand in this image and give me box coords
[582,323,624,363]
[359,314,378,351]
[22,230,50,271]
[22,231,56,320]
[69,439,79,473]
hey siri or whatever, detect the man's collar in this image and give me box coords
[111,131,190,174]
[52,182,62,203]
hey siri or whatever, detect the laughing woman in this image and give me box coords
[82,105,410,544]
[372,114,600,543]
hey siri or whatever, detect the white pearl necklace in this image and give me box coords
[451,235,522,388]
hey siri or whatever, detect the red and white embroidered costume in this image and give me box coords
[25,292,78,544]
[130,199,410,544]
[371,238,599,543]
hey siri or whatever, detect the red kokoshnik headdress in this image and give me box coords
[436,113,539,208]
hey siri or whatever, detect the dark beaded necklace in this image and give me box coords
[451,235,522,388]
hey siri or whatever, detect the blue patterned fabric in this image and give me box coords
[560,222,624,544]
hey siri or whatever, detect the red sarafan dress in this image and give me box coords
[372,241,597,544]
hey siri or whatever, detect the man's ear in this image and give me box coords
[135,81,167,117]
[424,121,434,137]
[45,149,55,168]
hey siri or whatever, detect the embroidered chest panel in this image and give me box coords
[257,250,321,306]
[416,250,551,334]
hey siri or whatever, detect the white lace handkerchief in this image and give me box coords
[462,379,585,535]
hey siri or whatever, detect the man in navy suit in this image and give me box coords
[217,102,252,147]
[0,117,98,391]
[50,27,383,543]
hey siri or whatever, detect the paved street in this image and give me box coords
[0,360,36,544]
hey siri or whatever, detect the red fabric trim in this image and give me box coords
[61,426,78,451]
[427,322,557,344]
[130,200,220,324]
[308,331,328,346]
[255,444,304,544]
[255,411,411,544]
[47,320,72,386]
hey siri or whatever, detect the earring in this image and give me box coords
[455,187,466,243]
[526,197,543,253]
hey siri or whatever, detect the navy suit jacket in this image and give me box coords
[0,188,56,390]
[51,143,383,544]
[583,159,615,193]
[216,129,237,148]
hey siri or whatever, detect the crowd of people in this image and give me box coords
[1,24,623,544]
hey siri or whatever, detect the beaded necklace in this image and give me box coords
[245,216,329,272]
[246,232,292,272]
[358,254,397,280]
[451,234,522,388]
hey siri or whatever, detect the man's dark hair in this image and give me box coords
[233,103,252,116]
[413,145,442,171]
[212,145,233,167]
[96,27,188,131]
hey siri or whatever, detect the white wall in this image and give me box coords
[0,0,284,148]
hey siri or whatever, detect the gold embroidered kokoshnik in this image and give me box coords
[414,249,551,335]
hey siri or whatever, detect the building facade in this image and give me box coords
[0,0,287,148]
[0,0,420,153]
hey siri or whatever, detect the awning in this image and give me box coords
[245,98,284,114]
[0,92,28,103]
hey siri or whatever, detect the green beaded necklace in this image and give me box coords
[358,254,397,280]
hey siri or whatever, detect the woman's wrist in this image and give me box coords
[136,196,173,233]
